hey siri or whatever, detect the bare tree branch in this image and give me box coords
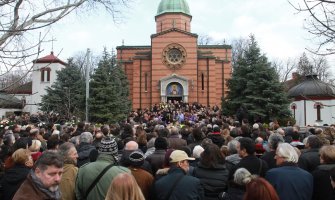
[289,0,335,55]
[0,0,131,93]
[272,58,296,82]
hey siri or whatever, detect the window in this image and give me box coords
[162,43,187,70]
[316,105,321,121]
[167,48,182,64]
[201,73,204,90]
[41,68,51,82]
[144,73,148,92]
[291,103,297,119]
[314,102,323,121]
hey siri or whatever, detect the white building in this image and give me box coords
[288,75,335,126]
[1,52,67,117]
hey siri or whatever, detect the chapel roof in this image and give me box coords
[287,75,335,98]
[156,0,191,17]
[0,93,22,109]
[34,51,67,66]
[3,81,32,95]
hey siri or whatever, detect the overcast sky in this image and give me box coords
[46,0,334,72]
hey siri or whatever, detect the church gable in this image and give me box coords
[151,28,197,39]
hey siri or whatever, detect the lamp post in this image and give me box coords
[85,48,90,123]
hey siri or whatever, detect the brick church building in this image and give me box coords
[116,0,232,110]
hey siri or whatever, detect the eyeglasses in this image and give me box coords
[275,153,286,158]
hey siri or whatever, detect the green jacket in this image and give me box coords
[75,154,130,200]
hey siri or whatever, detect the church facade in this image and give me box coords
[116,0,232,110]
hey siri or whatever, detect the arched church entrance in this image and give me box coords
[159,74,189,103]
[166,82,183,103]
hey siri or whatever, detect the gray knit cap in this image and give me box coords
[98,137,118,157]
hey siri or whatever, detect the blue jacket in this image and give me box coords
[154,167,204,200]
[266,164,313,200]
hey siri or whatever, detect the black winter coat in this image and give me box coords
[260,151,276,169]
[229,155,268,180]
[312,163,335,200]
[0,164,30,200]
[298,148,320,173]
[145,149,166,174]
[218,182,245,200]
[193,162,229,200]
[76,142,98,167]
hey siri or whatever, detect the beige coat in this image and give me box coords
[60,164,78,200]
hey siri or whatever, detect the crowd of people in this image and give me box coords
[0,101,335,200]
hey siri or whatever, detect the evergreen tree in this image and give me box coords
[222,35,291,123]
[89,48,131,123]
[40,58,86,121]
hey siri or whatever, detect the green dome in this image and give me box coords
[156,0,191,16]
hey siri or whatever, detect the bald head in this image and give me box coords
[124,141,139,151]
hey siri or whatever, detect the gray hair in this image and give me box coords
[306,135,323,149]
[276,128,285,136]
[29,140,42,152]
[276,143,299,163]
[170,126,179,135]
[227,139,239,154]
[193,145,204,159]
[59,142,75,155]
[79,132,93,143]
[58,142,76,164]
[233,168,253,185]
[3,133,15,145]
[268,133,284,150]
[34,151,64,171]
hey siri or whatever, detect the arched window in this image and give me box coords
[144,73,148,92]
[314,102,323,121]
[41,68,51,82]
[201,73,204,90]
[291,103,297,119]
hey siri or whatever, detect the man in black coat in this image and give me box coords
[260,133,284,170]
[312,145,335,200]
[76,132,98,167]
[298,135,323,173]
[229,137,268,179]
[154,150,204,200]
